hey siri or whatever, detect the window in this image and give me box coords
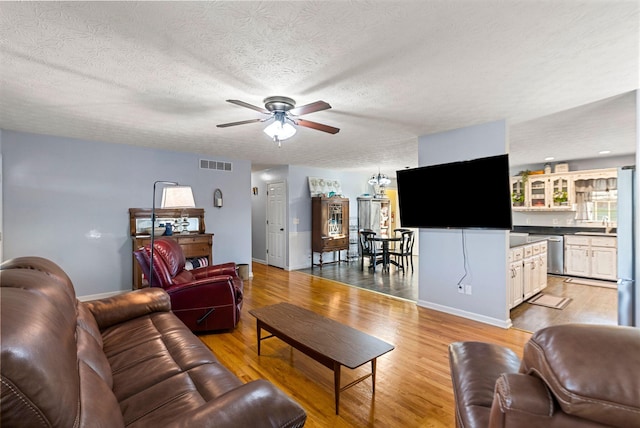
[593,189,617,223]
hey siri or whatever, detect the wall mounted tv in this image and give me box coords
[396,154,513,230]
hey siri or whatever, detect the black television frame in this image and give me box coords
[396,154,513,230]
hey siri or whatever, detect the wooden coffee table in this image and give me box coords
[249,302,395,414]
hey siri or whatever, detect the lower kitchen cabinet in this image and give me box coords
[509,240,547,309]
[565,235,617,281]
[508,248,524,308]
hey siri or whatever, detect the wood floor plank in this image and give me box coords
[198,262,531,427]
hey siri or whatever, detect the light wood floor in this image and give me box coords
[199,262,531,427]
[510,275,617,332]
[298,257,618,333]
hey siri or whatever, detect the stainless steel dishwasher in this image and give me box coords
[529,234,564,275]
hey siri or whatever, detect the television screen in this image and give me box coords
[396,154,513,229]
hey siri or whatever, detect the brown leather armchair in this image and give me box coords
[134,237,243,332]
[449,324,640,428]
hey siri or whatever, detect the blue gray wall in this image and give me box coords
[2,130,251,297]
[417,120,511,327]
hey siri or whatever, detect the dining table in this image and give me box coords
[369,235,402,272]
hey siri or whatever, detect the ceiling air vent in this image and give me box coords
[200,159,232,172]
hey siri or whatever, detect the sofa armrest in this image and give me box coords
[84,288,171,329]
[192,262,237,278]
[490,373,604,427]
[449,341,521,428]
[164,379,306,428]
[490,373,553,427]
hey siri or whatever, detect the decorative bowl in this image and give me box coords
[143,227,166,236]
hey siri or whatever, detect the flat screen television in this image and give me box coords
[396,154,513,230]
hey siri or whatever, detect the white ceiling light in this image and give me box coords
[368,172,391,187]
[263,112,297,147]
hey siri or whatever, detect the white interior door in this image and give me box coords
[267,181,286,268]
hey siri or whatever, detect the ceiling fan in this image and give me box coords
[217,96,340,147]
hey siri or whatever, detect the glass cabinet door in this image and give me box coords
[551,176,570,208]
[511,177,525,207]
[528,177,547,208]
[328,203,343,236]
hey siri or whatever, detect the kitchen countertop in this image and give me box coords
[512,225,616,236]
[574,232,617,237]
[509,235,548,248]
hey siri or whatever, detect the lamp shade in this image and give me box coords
[264,120,297,141]
[161,186,196,208]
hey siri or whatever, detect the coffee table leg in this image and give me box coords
[256,320,262,356]
[334,362,341,415]
[371,359,377,393]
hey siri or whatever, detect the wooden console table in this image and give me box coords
[129,208,213,289]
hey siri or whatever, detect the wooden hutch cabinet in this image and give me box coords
[129,208,213,289]
[311,196,349,268]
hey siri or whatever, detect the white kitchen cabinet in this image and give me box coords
[537,241,548,291]
[512,173,574,211]
[509,241,547,308]
[508,247,524,309]
[527,175,549,210]
[550,176,572,209]
[523,257,536,299]
[564,235,617,280]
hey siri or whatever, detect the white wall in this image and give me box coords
[417,120,511,327]
[2,130,252,297]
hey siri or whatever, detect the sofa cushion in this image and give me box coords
[100,310,243,426]
[521,324,640,428]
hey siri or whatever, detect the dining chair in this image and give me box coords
[390,230,415,273]
[392,228,411,251]
[359,229,383,271]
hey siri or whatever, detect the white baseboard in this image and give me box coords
[416,299,512,329]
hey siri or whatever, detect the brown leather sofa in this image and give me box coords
[1,256,306,427]
[449,323,640,428]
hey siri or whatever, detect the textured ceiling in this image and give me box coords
[0,1,638,176]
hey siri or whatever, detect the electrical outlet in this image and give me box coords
[465,284,472,295]
[552,218,558,225]
[457,284,464,294]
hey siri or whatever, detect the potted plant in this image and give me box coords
[512,191,525,206]
[511,170,530,207]
[553,190,568,205]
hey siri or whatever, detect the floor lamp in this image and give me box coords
[149,181,196,287]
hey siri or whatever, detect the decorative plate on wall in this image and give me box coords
[308,177,342,197]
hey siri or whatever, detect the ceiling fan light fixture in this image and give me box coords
[263,116,296,142]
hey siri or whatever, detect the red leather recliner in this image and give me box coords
[133,237,243,332]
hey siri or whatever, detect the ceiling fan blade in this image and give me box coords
[216,118,265,128]
[289,100,331,116]
[296,118,340,134]
[226,99,269,114]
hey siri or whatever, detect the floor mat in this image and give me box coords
[528,293,572,309]
[564,277,617,289]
